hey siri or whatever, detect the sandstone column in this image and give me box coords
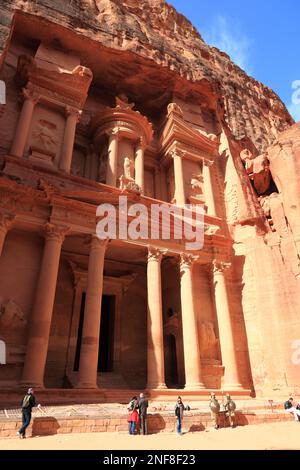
[10,88,39,158]
[0,213,15,256]
[180,253,205,390]
[203,160,216,216]
[106,129,119,187]
[147,246,166,389]
[59,106,81,172]
[172,151,186,206]
[76,236,108,388]
[21,224,68,388]
[212,261,242,389]
[135,138,145,193]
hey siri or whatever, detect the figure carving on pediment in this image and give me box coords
[199,321,218,359]
[31,119,58,156]
[0,299,26,329]
[123,156,134,180]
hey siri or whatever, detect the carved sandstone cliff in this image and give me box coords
[0,0,293,154]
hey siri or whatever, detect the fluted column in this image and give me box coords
[21,224,69,388]
[76,236,108,388]
[203,160,216,216]
[147,246,166,389]
[59,106,81,172]
[135,137,145,193]
[0,213,15,256]
[180,253,205,390]
[10,88,39,157]
[171,150,186,206]
[106,129,119,186]
[212,261,242,389]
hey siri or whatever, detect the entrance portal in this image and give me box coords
[98,295,115,372]
[165,334,178,387]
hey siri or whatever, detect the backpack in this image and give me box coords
[209,399,220,413]
[22,394,31,409]
[227,400,236,412]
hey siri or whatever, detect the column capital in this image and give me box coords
[87,234,110,249]
[136,136,146,151]
[44,223,70,242]
[107,127,120,139]
[203,158,214,167]
[212,260,231,275]
[65,106,82,121]
[169,148,186,159]
[147,245,167,262]
[22,87,40,104]
[180,252,199,271]
[0,212,16,231]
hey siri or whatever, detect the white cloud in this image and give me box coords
[202,15,253,74]
[288,102,300,122]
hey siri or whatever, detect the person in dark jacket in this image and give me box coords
[284,397,300,421]
[138,393,148,435]
[175,396,184,435]
[17,388,40,438]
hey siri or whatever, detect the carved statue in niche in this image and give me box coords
[199,321,218,360]
[189,174,205,203]
[119,156,141,194]
[0,299,26,329]
[240,149,271,195]
[31,119,58,157]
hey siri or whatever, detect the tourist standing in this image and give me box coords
[175,396,184,435]
[127,395,139,435]
[17,388,40,438]
[209,392,220,429]
[138,393,148,435]
[224,393,236,428]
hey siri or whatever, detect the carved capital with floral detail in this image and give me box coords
[44,223,70,242]
[0,212,16,233]
[22,87,40,104]
[147,245,167,262]
[65,106,82,122]
[180,253,199,272]
[212,260,231,275]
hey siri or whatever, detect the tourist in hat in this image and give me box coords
[138,392,149,435]
[209,392,220,429]
[17,388,40,438]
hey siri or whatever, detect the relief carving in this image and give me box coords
[119,156,141,193]
[31,119,58,157]
[199,321,219,360]
[240,148,271,195]
[0,299,26,329]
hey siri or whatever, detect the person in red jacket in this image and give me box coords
[127,396,139,435]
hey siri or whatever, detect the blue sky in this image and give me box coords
[170,0,300,121]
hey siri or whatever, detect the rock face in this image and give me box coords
[0,0,299,399]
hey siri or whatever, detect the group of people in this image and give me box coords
[284,397,300,421]
[126,393,237,436]
[127,393,149,435]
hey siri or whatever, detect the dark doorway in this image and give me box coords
[73,292,86,372]
[165,334,178,387]
[98,295,115,372]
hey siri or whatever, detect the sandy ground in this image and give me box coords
[0,421,300,450]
